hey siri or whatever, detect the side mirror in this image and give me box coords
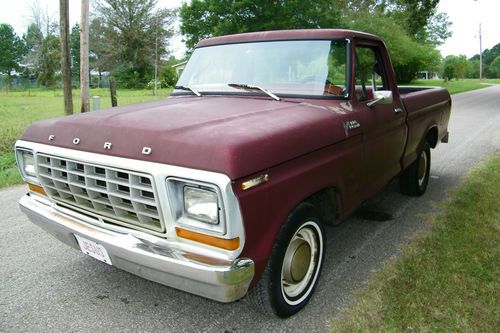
[366,90,393,108]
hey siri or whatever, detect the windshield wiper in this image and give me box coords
[174,85,202,97]
[228,83,281,101]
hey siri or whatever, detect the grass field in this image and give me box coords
[0,79,497,187]
[407,78,497,94]
[331,156,500,332]
[0,88,171,187]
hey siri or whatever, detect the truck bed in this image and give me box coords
[399,86,452,169]
[398,86,439,95]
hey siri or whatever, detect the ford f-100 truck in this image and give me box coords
[16,29,451,317]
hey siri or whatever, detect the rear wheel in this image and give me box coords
[400,142,431,196]
[249,203,325,318]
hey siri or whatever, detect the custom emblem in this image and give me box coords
[48,135,55,141]
[73,138,80,145]
[104,142,112,150]
[142,147,152,155]
[343,120,361,136]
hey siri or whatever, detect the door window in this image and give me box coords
[354,46,389,101]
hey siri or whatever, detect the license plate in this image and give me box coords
[74,234,112,265]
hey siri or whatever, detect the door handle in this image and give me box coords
[394,107,403,114]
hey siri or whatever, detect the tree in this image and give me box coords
[89,18,113,86]
[454,55,469,79]
[482,43,500,78]
[388,0,440,38]
[23,4,60,87]
[339,1,450,82]
[94,0,176,87]
[70,24,80,81]
[467,58,480,79]
[159,57,180,87]
[37,35,60,87]
[414,11,452,46]
[349,13,440,83]
[160,66,178,87]
[81,0,90,113]
[0,24,25,76]
[442,55,469,80]
[336,0,451,46]
[442,56,457,80]
[490,55,500,78]
[179,1,450,83]
[180,0,343,50]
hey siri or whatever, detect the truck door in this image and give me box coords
[353,43,407,195]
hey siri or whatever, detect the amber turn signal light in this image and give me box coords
[175,227,240,251]
[28,183,47,196]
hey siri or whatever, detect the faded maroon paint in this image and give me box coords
[400,88,452,168]
[236,135,365,280]
[19,29,452,285]
[21,96,355,180]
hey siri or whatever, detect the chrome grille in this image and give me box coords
[36,154,165,233]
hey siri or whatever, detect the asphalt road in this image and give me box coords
[1,85,499,332]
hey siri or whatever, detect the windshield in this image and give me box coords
[174,40,348,98]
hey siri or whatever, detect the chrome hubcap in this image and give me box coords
[281,222,322,305]
[417,150,427,187]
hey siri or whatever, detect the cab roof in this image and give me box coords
[196,29,382,48]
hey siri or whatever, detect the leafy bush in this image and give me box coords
[114,70,148,89]
[160,66,178,87]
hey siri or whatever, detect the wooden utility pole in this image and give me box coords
[59,0,73,115]
[80,0,90,112]
[109,76,117,107]
[479,23,483,80]
[154,16,158,96]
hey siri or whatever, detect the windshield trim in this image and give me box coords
[170,90,350,101]
[196,37,346,49]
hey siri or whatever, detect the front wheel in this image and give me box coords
[249,203,325,318]
[400,142,431,196]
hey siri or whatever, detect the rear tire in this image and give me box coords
[400,142,431,196]
[248,203,325,318]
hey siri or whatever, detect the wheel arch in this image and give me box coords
[424,125,439,149]
[303,186,341,226]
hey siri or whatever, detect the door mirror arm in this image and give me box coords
[366,90,393,108]
[366,97,384,108]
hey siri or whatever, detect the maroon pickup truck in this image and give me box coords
[16,29,451,317]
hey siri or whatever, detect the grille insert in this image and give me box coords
[36,154,165,233]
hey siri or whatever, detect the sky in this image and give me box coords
[437,0,499,57]
[0,0,499,58]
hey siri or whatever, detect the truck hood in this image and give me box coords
[21,96,353,179]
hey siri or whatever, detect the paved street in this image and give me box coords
[1,85,499,332]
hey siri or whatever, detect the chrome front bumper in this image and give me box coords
[19,194,254,303]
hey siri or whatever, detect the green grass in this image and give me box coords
[407,79,495,95]
[0,88,171,154]
[331,156,500,332]
[0,87,171,187]
[0,152,21,187]
[0,80,496,188]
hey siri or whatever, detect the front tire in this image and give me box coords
[249,203,325,318]
[400,142,431,196]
